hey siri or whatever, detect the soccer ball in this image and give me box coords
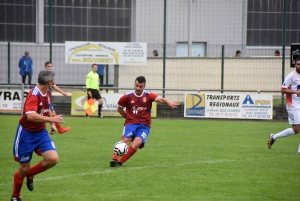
[114,142,128,156]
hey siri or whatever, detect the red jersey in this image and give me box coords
[19,86,51,132]
[118,90,159,127]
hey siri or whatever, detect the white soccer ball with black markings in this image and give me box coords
[114,142,128,156]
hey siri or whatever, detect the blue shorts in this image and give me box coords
[50,103,54,111]
[13,124,56,164]
[122,124,150,145]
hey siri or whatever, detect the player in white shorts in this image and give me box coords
[268,58,300,153]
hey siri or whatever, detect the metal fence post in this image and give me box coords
[49,0,53,62]
[163,0,167,98]
[221,45,225,93]
[8,42,10,84]
[281,0,287,105]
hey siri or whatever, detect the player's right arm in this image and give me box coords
[281,73,300,96]
[87,90,92,98]
[118,106,126,118]
[86,73,90,89]
[281,88,300,96]
[52,85,67,96]
[86,72,93,98]
[117,95,127,118]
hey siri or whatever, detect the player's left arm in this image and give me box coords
[48,108,57,134]
[52,85,67,96]
[155,96,179,109]
[25,95,64,124]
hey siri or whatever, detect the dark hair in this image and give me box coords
[236,50,241,54]
[44,61,52,67]
[295,58,300,64]
[275,50,280,54]
[92,63,97,67]
[135,76,146,84]
[38,70,55,85]
[153,50,158,56]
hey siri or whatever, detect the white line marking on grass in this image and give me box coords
[0,159,233,186]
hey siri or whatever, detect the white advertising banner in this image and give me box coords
[184,93,273,120]
[0,89,29,113]
[65,41,147,65]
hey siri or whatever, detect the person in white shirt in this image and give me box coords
[268,58,300,154]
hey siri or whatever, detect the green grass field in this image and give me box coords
[0,115,299,201]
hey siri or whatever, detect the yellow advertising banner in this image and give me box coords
[71,91,157,117]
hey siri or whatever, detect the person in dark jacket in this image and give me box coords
[97,64,105,90]
[18,51,33,85]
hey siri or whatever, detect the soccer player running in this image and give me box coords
[268,58,300,153]
[44,61,70,134]
[85,63,104,118]
[110,76,179,167]
[11,70,65,201]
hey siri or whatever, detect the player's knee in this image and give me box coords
[19,164,30,175]
[19,166,30,173]
[139,143,145,149]
[47,158,58,168]
[122,138,131,145]
[131,141,143,150]
[292,127,300,134]
[45,154,59,167]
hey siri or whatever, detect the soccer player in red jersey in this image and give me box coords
[44,61,70,134]
[11,70,65,201]
[110,76,179,167]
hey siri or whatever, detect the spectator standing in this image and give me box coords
[153,50,158,57]
[97,64,105,91]
[18,51,33,85]
[275,50,281,56]
[235,50,241,57]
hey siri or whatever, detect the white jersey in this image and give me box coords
[282,70,300,108]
